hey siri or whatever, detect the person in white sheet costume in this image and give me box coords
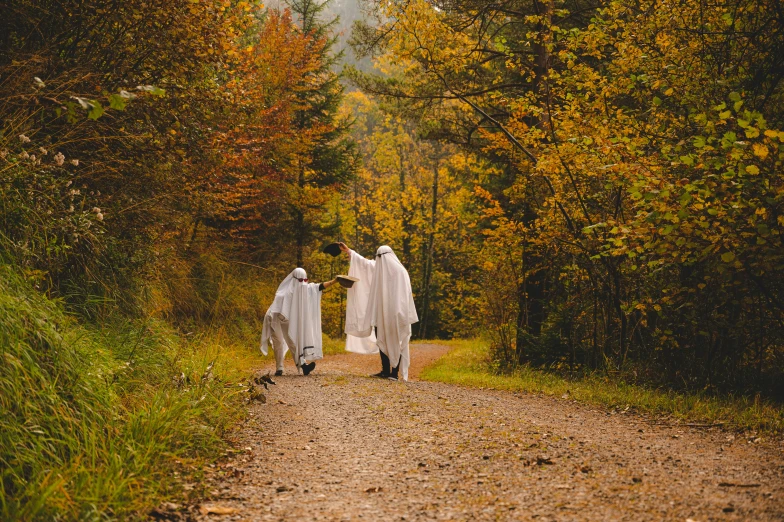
[259,268,338,376]
[340,242,418,381]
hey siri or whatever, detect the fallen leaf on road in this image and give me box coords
[248,386,266,403]
[365,486,383,493]
[199,504,238,516]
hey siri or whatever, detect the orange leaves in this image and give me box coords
[344,0,784,386]
[752,143,769,159]
[187,7,323,237]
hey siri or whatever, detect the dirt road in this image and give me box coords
[191,344,783,521]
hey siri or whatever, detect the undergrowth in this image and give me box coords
[419,339,784,434]
[0,264,262,520]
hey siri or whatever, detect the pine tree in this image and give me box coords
[287,0,359,266]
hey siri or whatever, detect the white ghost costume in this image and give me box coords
[344,246,418,380]
[260,268,324,371]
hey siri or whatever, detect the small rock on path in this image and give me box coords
[193,344,783,521]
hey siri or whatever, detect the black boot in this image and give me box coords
[372,350,391,378]
[388,355,401,381]
[302,362,316,376]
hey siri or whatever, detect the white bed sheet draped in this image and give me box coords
[344,247,418,380]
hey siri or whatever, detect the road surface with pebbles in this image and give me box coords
[187,344,783,521]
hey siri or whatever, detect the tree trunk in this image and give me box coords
[516,257,545,365]
[419,158,439,339]
[514,0,553,363]
[399,147,413,266]
[533,0,553,133]
[296,161,305,267]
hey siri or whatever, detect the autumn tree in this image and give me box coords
[314,91,485,339]
[349,0,784,394]
[0,0,259,299]
[0,0,359,316]
[284,0,359,266]
[348,0,603,360]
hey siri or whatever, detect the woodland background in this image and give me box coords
[1,0,782,518]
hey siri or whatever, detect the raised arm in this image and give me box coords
[340,242,375,270]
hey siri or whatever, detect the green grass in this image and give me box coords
[0,265,264,521]
[322,336,347,355]
[419,339,784,434]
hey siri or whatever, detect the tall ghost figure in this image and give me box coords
[342,243,418,381]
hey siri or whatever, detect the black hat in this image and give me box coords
[336,275,359,288]
[323,243,342,257]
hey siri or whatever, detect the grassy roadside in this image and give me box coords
[0,265,265,521]
[418,339,784,434]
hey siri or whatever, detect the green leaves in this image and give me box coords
[69,88,152,120]
[87,101,104,120]
[108,94,127,111]
[679,155,694,166]
[729,92,744,112]
[582,222,607,233]
[71,96,104,119]
[136,85,166,96]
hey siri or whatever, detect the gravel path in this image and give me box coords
[192,344,783,521]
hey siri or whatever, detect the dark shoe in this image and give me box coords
[274,370,283,377]
[389,367,399,381]
[371,371,390,378]
[302,362,316,376]
[379,351,391,375]
[387,375,398,381]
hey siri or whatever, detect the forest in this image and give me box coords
[1,0,782,519]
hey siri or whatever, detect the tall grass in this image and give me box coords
[0,264,262,520]
[420,339,784,433]
[0,246,368,520]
